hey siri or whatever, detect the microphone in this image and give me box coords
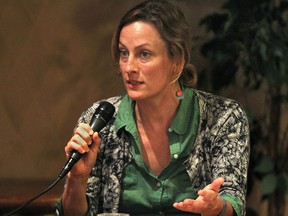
[59,101,115,178]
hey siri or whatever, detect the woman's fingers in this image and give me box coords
[75,123,93,143]
[65,123,94,155]
[173,177,225,214]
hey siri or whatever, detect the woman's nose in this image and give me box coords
[124,56,138,73]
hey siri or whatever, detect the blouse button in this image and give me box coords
[173,154,179,159]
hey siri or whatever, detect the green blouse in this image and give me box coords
[115,88,200,215]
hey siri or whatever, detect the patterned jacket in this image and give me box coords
[58,89,250,216]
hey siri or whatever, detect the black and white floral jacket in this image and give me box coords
[57,89,250,216]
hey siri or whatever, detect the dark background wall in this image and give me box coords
[0,0,224,180]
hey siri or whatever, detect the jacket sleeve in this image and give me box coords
[210,103,250,216]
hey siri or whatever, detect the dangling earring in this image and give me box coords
[176,84,184,100]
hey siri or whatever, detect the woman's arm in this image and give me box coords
[62,174,90,216]
[61,123,102,216]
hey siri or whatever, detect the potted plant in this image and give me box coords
[197,0,288,215]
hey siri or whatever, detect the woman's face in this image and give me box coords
[119,21,178,102]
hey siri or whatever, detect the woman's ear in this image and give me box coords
[174,55,185,74]
[170,56,185,84]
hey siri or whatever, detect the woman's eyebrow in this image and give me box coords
[119,41,151,49]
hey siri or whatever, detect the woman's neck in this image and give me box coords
[135,90,180,130]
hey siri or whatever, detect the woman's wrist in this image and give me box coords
[67,172,90,182]
[217,196,227,216]
[201,196,227,216]
[64,173,90,192]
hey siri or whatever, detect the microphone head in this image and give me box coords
[97,101,115,121]
[90,101,115,132]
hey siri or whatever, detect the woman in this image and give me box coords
[56,0,249,215]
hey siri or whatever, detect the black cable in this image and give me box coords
[2,176,62,216]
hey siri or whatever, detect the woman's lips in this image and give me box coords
[127,80,144,86]
[128,80,142,84]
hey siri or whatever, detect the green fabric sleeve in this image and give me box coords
[222,194,244,216]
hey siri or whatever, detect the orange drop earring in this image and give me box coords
[176,86,184,100]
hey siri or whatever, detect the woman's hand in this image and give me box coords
[173,177,226,216]
[64,123,101,178]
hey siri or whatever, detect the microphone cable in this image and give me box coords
[2,176,62,216]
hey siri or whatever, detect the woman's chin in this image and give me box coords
[128,94,141,101]
[127,92,144,101]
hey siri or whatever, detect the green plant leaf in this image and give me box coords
[287,176,288,194]
[261,173,277,196]
[254,156,274,174]
[277,172,288,194]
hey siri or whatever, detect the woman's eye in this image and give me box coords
[140,51,151,59]
[119,49,128,58]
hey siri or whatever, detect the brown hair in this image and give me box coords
[111,0,197,87]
